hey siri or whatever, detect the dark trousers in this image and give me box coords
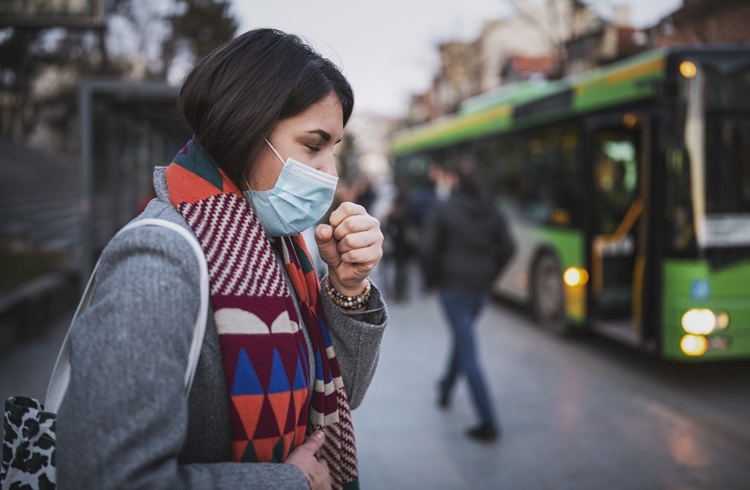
[438,288,497,427]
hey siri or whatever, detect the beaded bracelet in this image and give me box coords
[324,277,371,310]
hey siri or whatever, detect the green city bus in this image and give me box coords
[391,46,750,361]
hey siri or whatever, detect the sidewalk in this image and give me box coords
[0,310,72,442]
[353,290,511,490]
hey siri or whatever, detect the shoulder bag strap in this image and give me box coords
[45,218,209,412]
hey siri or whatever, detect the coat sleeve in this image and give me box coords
[321,278,387,409]
[56,223,308,490]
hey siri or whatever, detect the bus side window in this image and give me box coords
[537,125,583,229]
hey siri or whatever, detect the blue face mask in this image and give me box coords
[243,138,338,237]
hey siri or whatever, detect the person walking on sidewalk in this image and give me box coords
[420,156,514,443]
[56,28,387,490]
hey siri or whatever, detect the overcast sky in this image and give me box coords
[230,0,683,118]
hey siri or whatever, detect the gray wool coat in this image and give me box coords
[56,167,388,489]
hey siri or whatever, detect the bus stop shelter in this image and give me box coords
[78,80,187,283]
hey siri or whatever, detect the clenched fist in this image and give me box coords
[315,202,383,297]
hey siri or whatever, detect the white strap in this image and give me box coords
[45,218,209,412]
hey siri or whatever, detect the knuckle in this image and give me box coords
[340,234,357,250]
[344,201,364,214]
[345,249,362,263]
[333,226,348,241]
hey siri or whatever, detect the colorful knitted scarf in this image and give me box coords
[165,139,358,489]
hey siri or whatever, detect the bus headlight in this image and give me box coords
[563,267,589,287]
[681,335,708,356]
[681,308,720,335]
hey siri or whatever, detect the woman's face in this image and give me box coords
[247,92,344,191]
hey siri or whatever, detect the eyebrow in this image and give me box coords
[307,130,341,144]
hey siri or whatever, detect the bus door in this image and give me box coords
[588,124,645,344]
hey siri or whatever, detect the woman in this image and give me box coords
[57,29,387,489]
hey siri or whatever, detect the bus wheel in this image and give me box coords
[531,253,569,335]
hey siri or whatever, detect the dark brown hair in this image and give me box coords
[178,28,354,186]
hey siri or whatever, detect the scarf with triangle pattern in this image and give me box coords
[165,138,358,489]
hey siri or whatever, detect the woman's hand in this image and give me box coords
[285,430,332,490]
[315,202,383,296]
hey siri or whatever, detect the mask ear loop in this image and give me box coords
[263,137,287,166]
[244,138,286,191]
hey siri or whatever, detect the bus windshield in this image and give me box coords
[702,63,750,247]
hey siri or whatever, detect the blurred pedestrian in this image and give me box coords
[349,174,376,212]
[56,28,387,489]
[404,164,441,291]
[420,156,514,443]
[383,182,417,302]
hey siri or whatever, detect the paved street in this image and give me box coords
[3,275,750,489]
[354,279,750,490]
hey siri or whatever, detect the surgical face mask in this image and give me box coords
[243,138,338,237]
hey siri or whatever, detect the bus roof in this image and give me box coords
[391,48,668,155]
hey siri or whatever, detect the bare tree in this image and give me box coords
[160,0,237,80]
[506,0,605,76]
[0,0,237,146]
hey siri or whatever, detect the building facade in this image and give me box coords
[407,0,606,124]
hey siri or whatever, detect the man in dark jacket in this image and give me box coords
[420,156,514,442]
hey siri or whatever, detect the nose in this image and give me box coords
[321,153,338,177]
